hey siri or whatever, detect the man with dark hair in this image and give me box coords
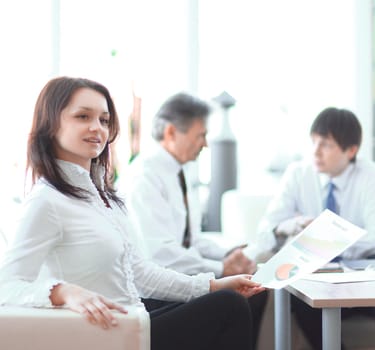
[254,107,375,349]
[124,92,267,348]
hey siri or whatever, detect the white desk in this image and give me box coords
[274,279,375,350]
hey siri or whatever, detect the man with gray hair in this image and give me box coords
[124,92,267,348]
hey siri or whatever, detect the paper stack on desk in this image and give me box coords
[302,270,375,283]
[252,209,366,289]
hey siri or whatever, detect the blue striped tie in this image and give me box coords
[326,181,340,262]
[326,181,338,214]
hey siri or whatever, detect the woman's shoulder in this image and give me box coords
[24,180,65,207]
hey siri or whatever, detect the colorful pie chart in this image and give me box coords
[275,263,299,280]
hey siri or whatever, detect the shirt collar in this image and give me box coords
[152,143,183,175]
[319,162,355,191]
[55,159,105,193]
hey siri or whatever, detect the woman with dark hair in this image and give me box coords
[0,76,264,350]
[27,77,121,203]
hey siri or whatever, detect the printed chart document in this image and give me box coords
[252,210,366,289]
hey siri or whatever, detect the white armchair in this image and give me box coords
[0,306,150,350]
[0,199,150,350]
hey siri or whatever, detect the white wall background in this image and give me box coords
[0,0,373,200]
[197,0,373,194]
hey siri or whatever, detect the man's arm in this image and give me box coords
[127,173,225,277]
[250,163,309,259]
[341,168,375,259]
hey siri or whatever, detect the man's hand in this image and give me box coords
[275,216,314,236]
[225,244,248,257]
[223,248,257,276]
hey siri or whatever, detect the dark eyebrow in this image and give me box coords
[77,106,109,115]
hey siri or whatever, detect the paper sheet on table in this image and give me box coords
[252,210,366,289]
[302,271,375,283]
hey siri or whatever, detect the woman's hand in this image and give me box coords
[209,275,265,298]
[50,283,127,329]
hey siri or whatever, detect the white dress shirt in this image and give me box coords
[253,158,375,260]
[122,145,228,277]
[0,160,213,308]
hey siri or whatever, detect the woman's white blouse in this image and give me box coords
[0,161,213,308]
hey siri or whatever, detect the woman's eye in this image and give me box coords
[77,114,88,120]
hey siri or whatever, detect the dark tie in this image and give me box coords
[178,169,191,248]
[325,181,338,214]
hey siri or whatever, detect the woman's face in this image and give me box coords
[54,88,110,170]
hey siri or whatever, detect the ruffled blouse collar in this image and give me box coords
[55,159,105,194]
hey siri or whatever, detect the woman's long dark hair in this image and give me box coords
[27,76,123,206]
